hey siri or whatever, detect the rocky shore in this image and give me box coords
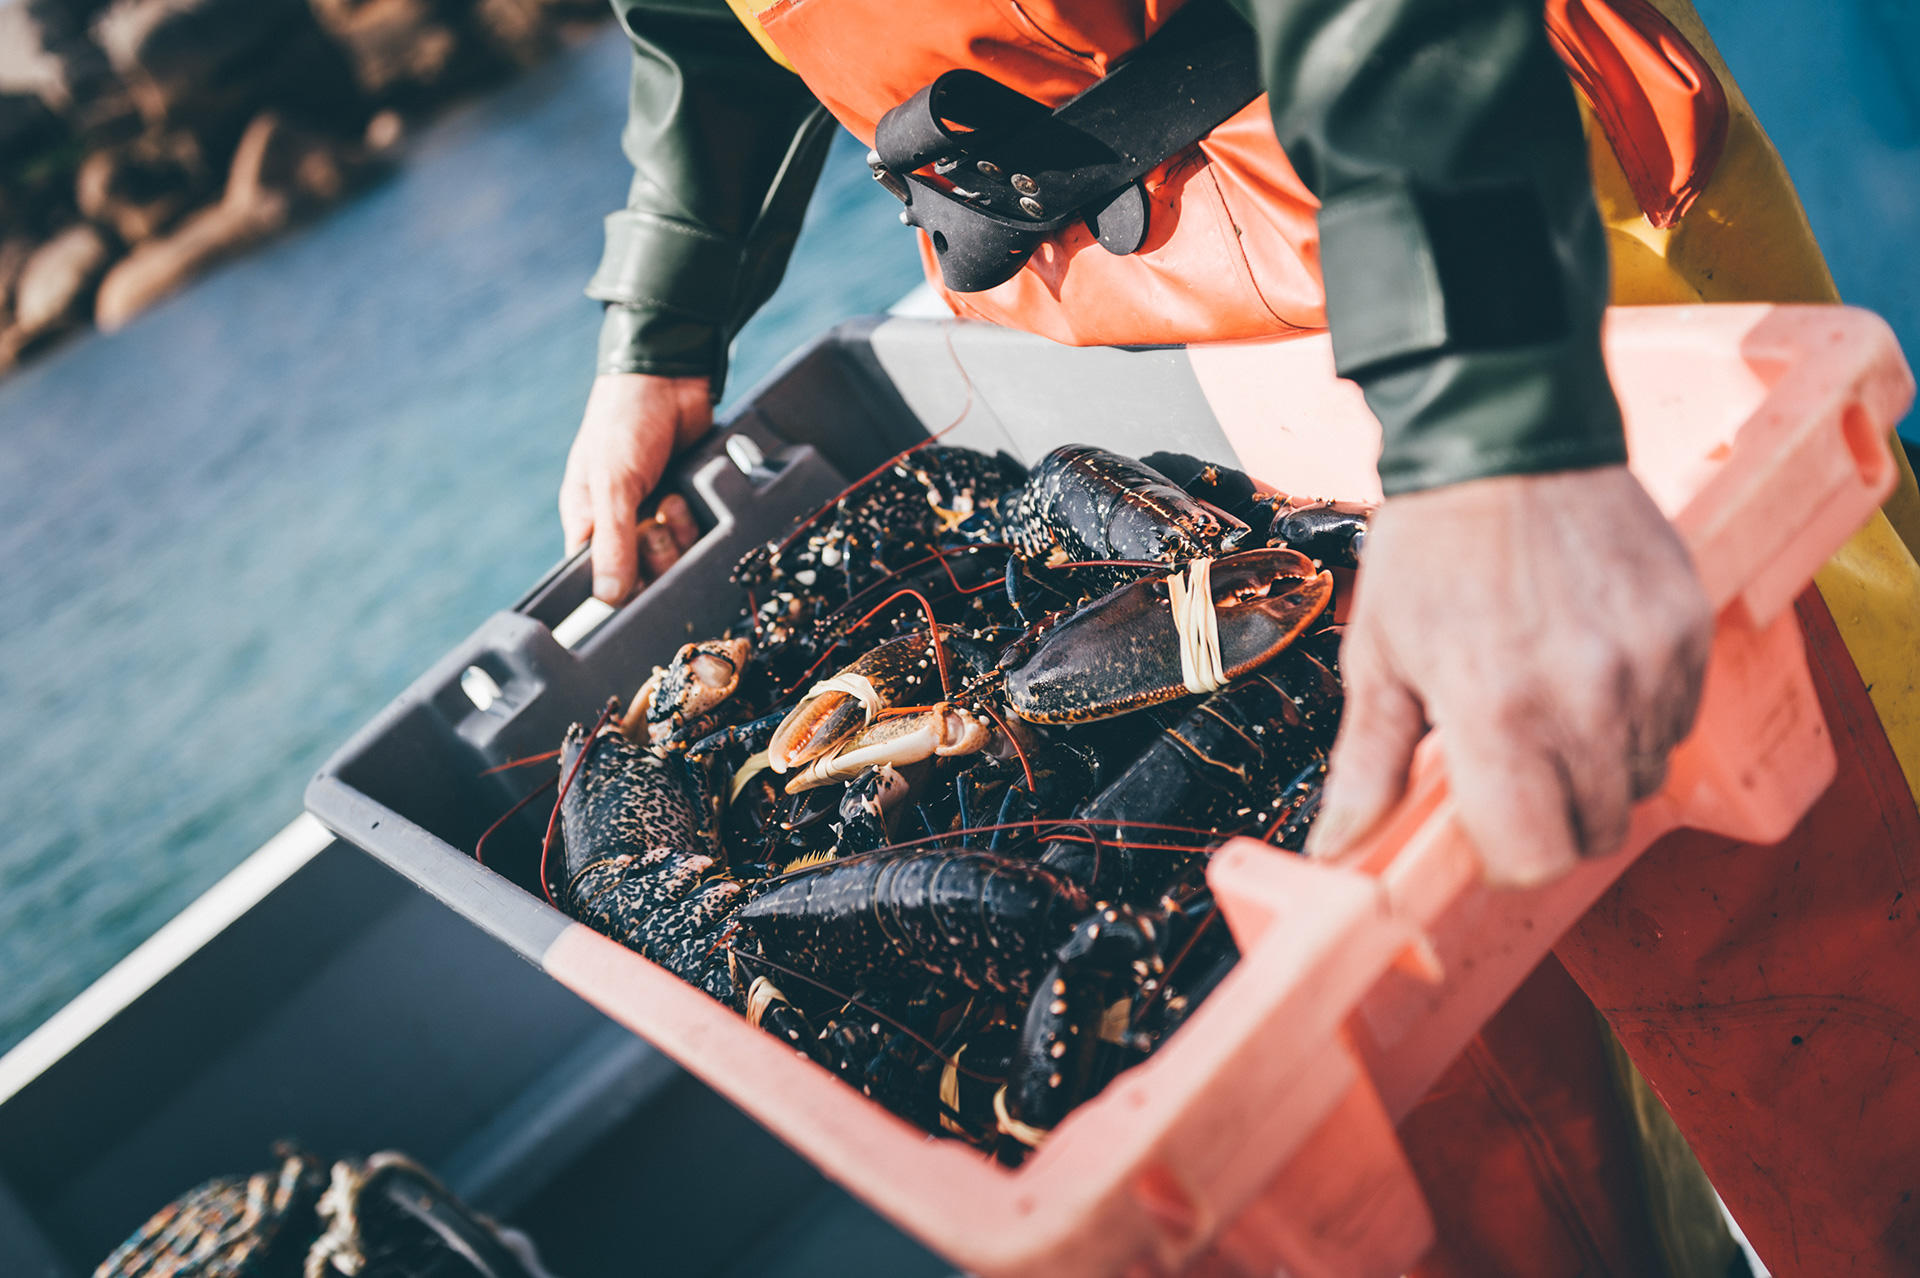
[0,0,609,375]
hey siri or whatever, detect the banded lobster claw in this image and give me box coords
[767,627,993,774]
[783,702,997,794]
[1004,547,1333,724]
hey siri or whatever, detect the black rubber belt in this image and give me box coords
[869,0,1262,293]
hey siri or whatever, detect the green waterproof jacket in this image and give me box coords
[587,0,1625,495]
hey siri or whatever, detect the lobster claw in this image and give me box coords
[768,628,976,773]
[784,703,996,793]
[625,637,752,743]
[1004,548,1333,724]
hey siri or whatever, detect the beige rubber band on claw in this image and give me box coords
[939,1046,967,1136]
[746,976,787,1029]
[803,671,884,725]
[993,1085,1051,1148]
[1167,558,1226,695]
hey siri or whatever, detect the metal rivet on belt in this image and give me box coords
[1011,173,1039,195]
[933,157,960,175]
[1018,195,1045,217]
[976,160,1001,177]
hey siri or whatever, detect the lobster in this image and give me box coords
[726,846,1230,1151]
[1035,636,1345,902]
[1007,445,1250,593]
[494,435,1363,1157]
[556,706,746,1003]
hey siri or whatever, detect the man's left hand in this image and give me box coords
[1304,465,1714,887]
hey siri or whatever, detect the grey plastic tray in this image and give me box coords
[306,315,1236,964]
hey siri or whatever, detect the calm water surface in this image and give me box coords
[0,30,923,1053]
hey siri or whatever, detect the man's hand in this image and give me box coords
[1305,466,1713,887]
[559,372,712,604]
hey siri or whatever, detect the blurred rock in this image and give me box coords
[16,0,116,111]
[363,108,405,154]
[0,5,77,109]
[309,0,494,103]
[473,0,600,65]
[95,111,388,330]
[0,90,68,160]
[472,0,544,64]
[76,128,207,244]
[13,222,113,338]
[0,237,36,310]
[95,0,370,155]
[0,0,607,376]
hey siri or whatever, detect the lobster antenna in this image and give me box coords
[1049,816,1107,895]
[473,774,558,868]
[781,586,956,699]
[479,748,563,776]
[774,546,1011,700]
[811,544,1013,638]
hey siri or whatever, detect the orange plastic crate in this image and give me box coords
[535,304,1910,1277]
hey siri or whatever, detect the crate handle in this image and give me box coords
[1341,317,1906,945]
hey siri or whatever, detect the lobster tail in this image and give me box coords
[733,849,1088,998]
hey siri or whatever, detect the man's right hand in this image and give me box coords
[559,372,712,604]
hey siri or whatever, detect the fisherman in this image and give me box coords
[558,1,1920,1272]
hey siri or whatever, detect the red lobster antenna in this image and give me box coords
[766,324,978,561]
[479,748,563,776]
[781,585,958,699]
[537,700,618,907]
[473,775,557,869]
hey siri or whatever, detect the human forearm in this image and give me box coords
[592,0,833,390]
[1235,0,1623,493]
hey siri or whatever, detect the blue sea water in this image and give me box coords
[0,29,923,1055]
[2,8,1916,1060]
[1698,0,1920,439]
